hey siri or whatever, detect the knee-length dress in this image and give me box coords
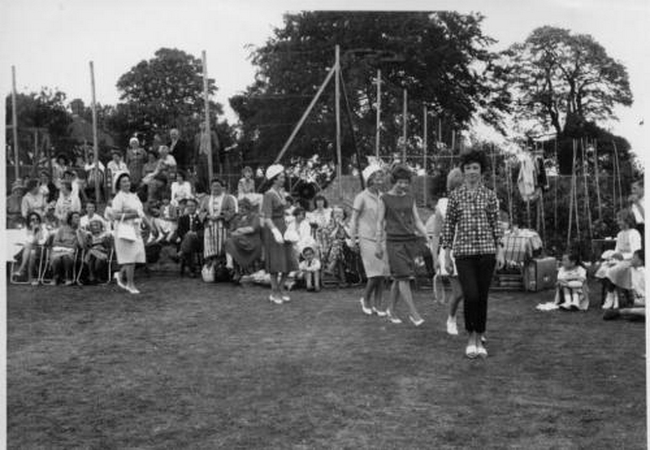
[202,193,237,259]
[262,188,298,273]
[111,191,146,264]
[382,193,420,279]
[351,188,389,278]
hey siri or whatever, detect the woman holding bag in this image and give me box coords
[109,172,151,294]
[261,164,298,304]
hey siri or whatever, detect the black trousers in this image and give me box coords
[455,254,496,334]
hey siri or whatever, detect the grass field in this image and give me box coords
[7,277,646,449]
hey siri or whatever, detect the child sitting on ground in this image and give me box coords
[554,250,588,311]
[298,246,321,292]
[603,249,645,322]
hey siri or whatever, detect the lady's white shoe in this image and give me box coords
[114,272,128,291]
[446,317,458,335]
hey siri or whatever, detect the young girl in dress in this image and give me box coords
[555,251,588,311]
[84,219,112,283]
[324,206,351,287]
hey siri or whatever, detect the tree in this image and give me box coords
[230,11,508,165]
[5,88,73,164]
[115,48,224,147]
[499,27,634,173]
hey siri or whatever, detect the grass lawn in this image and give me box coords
[7,277,646,449]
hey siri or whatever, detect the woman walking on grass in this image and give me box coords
[375,164,428,327]
[441,150,504,359]
[350,164,389,317]
[261,164,298,304]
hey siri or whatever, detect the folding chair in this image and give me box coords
[10,244,47,285]
[40,247,81,285]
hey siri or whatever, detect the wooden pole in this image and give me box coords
[402,89,407,163]
[335,45,342,199]
[438,117,442,147]
[89,61,100,204]
[339,70,365,191]
[375,69,381,159]
[566,143,575,250]
[554,138,558,231]
[612,140,623,209]
[32,129,39,178]
[451,130,456,154]
[12,66,20,181]
[573,141,580,241]
[274,65,337,164]
[202,50,214,182]
[581,139,593,239]
[422,105,427,207]
[593,139,603,221]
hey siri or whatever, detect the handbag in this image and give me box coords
[115,215,137,242]
[201,262,215,283]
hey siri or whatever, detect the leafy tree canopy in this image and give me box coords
[115,48,225,147]
[231,11,508,165]
[499,26,633,137]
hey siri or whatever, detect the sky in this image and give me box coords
[0,0,648,162]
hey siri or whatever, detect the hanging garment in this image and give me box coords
[518,153,538,202]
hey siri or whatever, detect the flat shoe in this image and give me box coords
[281,295,291,303]
[360,298,373,315]
[409,316,425,327]
[465,344,478,359]
[114,272,128,290]
[387,314,402,324]
[127,286,140,294]
[269,295,283,305]
[477,346,488,359]
[373,308,387,317]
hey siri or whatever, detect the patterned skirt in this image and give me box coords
[204,220,228,259]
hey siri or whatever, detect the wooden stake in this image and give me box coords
[375,69,381,159]
[335,45,342,199]
[402,89,407,162]
[202,51,214,182]
[593,139,603,221]
[612,140,623,209]
[422,105,427,207]
[89,61,100,204]
[11,66,20,181]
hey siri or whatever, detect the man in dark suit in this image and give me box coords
[175,197,204,277]
[169,128,193,175]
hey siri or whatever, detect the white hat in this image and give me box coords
[265,164,284,180]
[129,137,139,145]
[362,163,383,182]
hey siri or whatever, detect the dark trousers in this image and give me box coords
[455,254,496,334]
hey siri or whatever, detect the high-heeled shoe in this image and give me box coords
[114,272,127,291]
[386,313,402,324]
[360,298,373,315]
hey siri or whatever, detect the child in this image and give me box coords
[158,197,178,242]
[237,166,256,199]
[603,249,645,321]
[84,219,112,283]
[299,246,321,292]
[323,206,351,287]
[555,251,588,311]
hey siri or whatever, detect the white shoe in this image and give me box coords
[465,344,478,359]
[602,293,614,310]
[281,295,291,303]
[114,272,128,291]
[387,313,402,324]
[360,298,373,315]
[127,286,140,294]
[477,345,488,359]
[269,294,283,305]
[446,317,459,335]
[373,307,387,317]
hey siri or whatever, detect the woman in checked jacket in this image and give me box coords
[441,150,505,359]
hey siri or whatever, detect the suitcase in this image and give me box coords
[523,257,558,292]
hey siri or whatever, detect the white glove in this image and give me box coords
[271,228,285,244]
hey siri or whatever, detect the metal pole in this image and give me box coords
[12,66,20,181]
[89,61,100,204]
[335,45,342,198]
[402,89,407,162]
[375,69,381,159]
[202,51,214,182]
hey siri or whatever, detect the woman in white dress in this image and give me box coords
[109,172,150,294]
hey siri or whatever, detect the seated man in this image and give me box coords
[175,198,204,277]
[603,249,645,322]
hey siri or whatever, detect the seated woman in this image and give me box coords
[48,210,85,285]
[595,209,642,309]
[554,250,588,311]
[13,211,50,284]
[170,170,193,207]
[7,181,24,228]
[83,219,113,283]
[225,197,262,282]
[603,249,645,321]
